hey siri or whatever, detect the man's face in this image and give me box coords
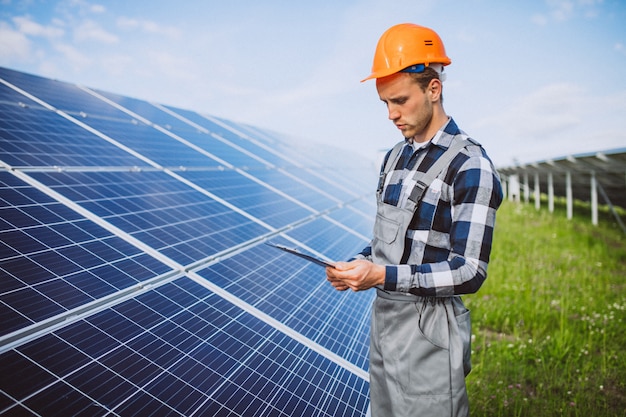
[376,72,434,143]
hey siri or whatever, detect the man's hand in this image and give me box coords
[326,259,385,292]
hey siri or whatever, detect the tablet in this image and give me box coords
[265,241,336,268]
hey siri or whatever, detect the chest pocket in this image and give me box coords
[372,200,414,265]
[413,177,454,235]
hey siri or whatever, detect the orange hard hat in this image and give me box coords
[361,23,451,82]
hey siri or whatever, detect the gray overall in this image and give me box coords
[369,139,472,417]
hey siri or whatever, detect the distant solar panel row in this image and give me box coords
[0,66,377,416]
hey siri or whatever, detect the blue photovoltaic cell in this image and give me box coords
[197,239,373,370]
[284,215,370,261]
[0,67,376,416]
[287,167,365,200]
[93,89,198,133]
[0,68,222,169]
[174,129,272,169]
[0,75,48,110]
[326,201,377,238]
[0,67,128,120]
[328,208,375,239]
[246,169,339,212]
[73,115,223,168]
[181,170,313,228]
[0,85,148,168]
[0,278,370,416]
[314,164,378,194]
[163,105,289,166]
[211,117,364,181]
[28,170,271,265]
[91,94,273,170]
[0,172,172,337]
[209,115,285,150]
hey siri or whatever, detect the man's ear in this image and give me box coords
[428,78,442,101]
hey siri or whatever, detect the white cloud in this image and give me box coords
[474,83,584,138]
[531,13,549,25]
[578,0,603,6]
[548,0,575,20]
[0,22,32,61]
[90,3,106,14]
[53,42,92,70]
[73,19,118,44]
[116,17,181,39]
[538,0,605,23]
[472,83,626,165]
[51,17,66,28]
[98,53,133,76]
[61,0,105,16]
[12,16,64,38]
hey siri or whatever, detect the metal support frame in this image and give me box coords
[591,171,598,226]
[566,171,573,220]
[498,148,626,233]
[534,172,540,210]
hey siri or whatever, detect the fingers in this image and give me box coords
[330,281,349,291]
[327,260,384,292]
[329,261,350,272]
[326,266,348,291]
[326,260,377,292]
[326,270,357,292]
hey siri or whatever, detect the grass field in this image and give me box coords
[465,200,626,416]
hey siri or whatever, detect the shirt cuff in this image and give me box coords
[384,264,415,293]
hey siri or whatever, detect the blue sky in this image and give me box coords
[1,0,625,167]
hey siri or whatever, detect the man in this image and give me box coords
[326,23,502,417]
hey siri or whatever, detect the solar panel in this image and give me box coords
[0,171,173,337]
[0,83,149,168]
[161,106,291,167]
[0,66,377,416]
[3,278,370,416]
[26,170,271,265]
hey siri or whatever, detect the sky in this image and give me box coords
[1,0,625,167]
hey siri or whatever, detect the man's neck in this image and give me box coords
[411,111,449,144]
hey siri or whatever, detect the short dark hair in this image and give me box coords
[407,66,444,102]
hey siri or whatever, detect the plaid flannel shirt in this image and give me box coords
[357,118,503,296]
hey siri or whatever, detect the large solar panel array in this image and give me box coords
[0,66,379,416]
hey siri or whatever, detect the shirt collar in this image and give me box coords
[434,117,459,148]
[405,117,455,149]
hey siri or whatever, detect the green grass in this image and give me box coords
[465,200,626,417]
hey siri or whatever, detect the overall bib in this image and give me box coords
[368,139,472,417]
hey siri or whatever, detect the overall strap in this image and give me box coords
[377,141,406,193]
[407,139,470,206]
